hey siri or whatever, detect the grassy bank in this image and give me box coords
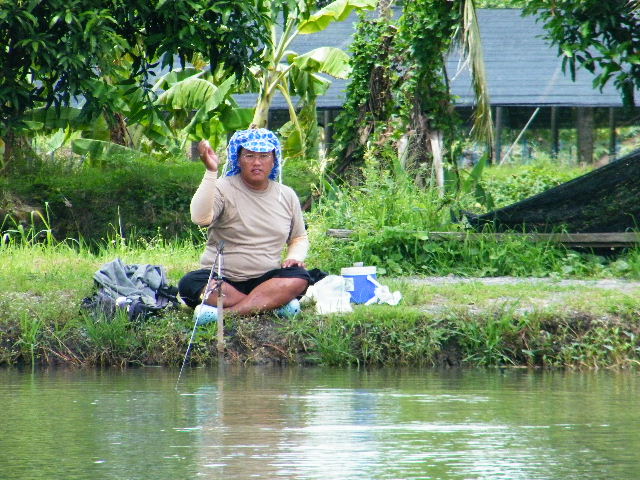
[2,241,640,369]
[3,153,640,368]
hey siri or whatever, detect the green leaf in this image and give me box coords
[219,107,254,131]
[22,121,44,130]
[23,107,85,130]
[142,125,175,147]
[306,72,331,96]
[174,75,235,144]
[467,152,488,187]
[71,138,137,159]
[279,120,305,159]
[156,77,218,110]
[298,0,376,34]
[474,183,494,211]
[151,68,203,91]
[180,75,236,137]
[290,47,351,78]
[627,54,640,65]
[47,129,67,153]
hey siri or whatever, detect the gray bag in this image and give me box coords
[81,258,178,321]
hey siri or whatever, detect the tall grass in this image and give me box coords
[81,310,140,366]
[1,205,56,247]
[476,158,590,210]
[307,148,453,274]
[17,309,43,366]
[305,149,640,279]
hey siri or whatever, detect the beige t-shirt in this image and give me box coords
[191,172,307,281]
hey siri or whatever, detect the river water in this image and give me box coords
[1,366,639,480]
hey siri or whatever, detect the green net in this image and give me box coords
[467,148,640,233]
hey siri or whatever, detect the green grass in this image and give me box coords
[305,153,640,279]
[2,236,640,369]
[6,145,638,280]
[307,227,640,279]
[3,149,640,368]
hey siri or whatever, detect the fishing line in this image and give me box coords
[216,241,225,355]
[175,240,225,390]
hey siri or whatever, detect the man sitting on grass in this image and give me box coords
[178,128,311,324]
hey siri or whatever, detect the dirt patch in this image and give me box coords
[224,316,299,365]
[0,191,43,224]
[406,275,640,292]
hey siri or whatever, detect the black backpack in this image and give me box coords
[81,258,179,322]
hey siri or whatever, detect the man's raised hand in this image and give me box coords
[198,140,219,172]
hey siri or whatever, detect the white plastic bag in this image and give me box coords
[302,275,353,314]
[364,275,402,306]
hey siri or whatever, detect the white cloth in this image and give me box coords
[301,275,353,314]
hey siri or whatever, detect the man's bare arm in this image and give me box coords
[190,140,221,226]
[283,235,309,267]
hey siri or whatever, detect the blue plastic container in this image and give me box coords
[340,266,377,304]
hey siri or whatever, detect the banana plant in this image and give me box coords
[249,0,376,159]
[145,69,238,152]
[54,0,378,164]
[64,66,247,160]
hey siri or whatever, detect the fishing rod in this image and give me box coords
[176,240,225,390]
[216,241,225,355]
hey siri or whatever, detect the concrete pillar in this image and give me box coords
[550,107,559,158]
[577,107,594,163]
[493,106,503,164]
[608,107,617,162]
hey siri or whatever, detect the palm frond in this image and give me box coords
[460,0,493,145]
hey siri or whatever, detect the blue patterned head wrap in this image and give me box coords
[224,128,282,180]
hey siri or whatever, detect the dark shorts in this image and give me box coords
[178,266,312,309]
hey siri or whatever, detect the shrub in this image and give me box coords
[479,159,589,209]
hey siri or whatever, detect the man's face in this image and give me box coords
[239,148,275,188]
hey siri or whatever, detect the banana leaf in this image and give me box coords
[298,0,376,34]
[288,47,351,78]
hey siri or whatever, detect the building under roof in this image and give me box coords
[237,8,639,162]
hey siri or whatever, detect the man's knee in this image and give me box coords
[276,276,309,297]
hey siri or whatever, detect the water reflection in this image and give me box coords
[0,367,639,479]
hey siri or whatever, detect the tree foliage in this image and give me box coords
[523,0,640,106]
[0,0,121,135]
[329,13,396,175]
[330,0,492,186]
[249,0,375,160]
[0,0,270,159]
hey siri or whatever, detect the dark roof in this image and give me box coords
[236,8,638,110]
[449,9,634,107]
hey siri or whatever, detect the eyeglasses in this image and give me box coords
[240,152,274,162]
